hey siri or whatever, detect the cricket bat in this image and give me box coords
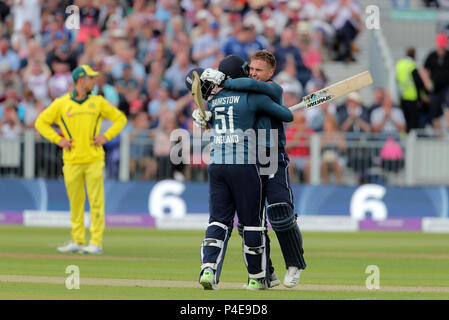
[192,71,210,131]
[289,71,374,111]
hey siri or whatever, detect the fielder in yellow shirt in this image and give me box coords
[35,65,127,254]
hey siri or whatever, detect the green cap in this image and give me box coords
[72,64,99,81]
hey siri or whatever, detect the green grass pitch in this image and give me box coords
[0,225,449,300]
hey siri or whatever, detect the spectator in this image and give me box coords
[337,91,372,184]
[93,70,119,107]
[175,91,195,131]
[337,91,371,133]
[304,67,330,130]
[208,1,227,29]
[164,50,196,98]
[190,9,213,43]
[23,59,51,106]
[192,21,221,69]
[115,62,140,96]
[261,19,279,49]
[396,47,430,132]
[154,0,173,24]
[76,0,102,44]
[327,0,362,62]
[46,42,78,73]
[143,74,162,104]
[52,9,74,43]
[271,0,291,36]
[367,87,385,118]
[24,39,46,66]
[273,27,311,88]
[151,109,179,180]
[0,101,22,138]
[220,24,265,61]
[169,30,190,64]
[110,46,146,84]
[147,85,177,122]
[78,38,106,67]
[285,111,313,183]
[380,136,405,174]
[421,33,449,134]
[11,21,40,67]
[0,36,20,72]
[41,14,66,50]
[129,111,157,180]
[98,1,125,32]
[241,1,266,36]
[303,0,335,53]
[12,0,41,36]
[304,66,328,98]
[17,88,39,129]
[0,61,24,98]
[370,91,406,134]
[296,21,322,70]
[308,101,337,132]
[320,115,345,184]
[219,11,243,41]
[0,87,24,122]
[273,53,303,98]
[143,38,171,73]
[48,60,73,99]
[129,99,145,118]
[165,15,187,47]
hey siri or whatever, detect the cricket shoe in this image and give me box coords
[283,266,302,288]
[82,243,103,254]
[246,278,268,291]
[57,241,83,253]
[199,268,218,290]
[269,271,281,288]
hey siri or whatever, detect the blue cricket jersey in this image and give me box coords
[223,78,290,165]
[207,88,293,165]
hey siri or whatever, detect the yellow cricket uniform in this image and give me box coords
[35,92,127,246]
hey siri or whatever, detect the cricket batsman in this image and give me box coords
[186,55,294,290]
[35,64,127,254]
[199,50,307,288]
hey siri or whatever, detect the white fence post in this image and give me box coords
[119,132,130,182]
[23,129,35,179]
[405,130,416,186]
[310,133,321,185]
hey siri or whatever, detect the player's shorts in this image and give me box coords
[264,160,294,209]
[208,164,265,227]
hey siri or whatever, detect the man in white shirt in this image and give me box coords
[192,21,222,69]
[370,91,406,134]
[326,0,362,62]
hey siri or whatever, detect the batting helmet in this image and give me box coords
[218,54,249,80]
[185,67,215,100]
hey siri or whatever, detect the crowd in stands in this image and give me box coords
[0,0,441,184]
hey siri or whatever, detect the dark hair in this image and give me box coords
[406,47,415,60]
[250,50,276,69]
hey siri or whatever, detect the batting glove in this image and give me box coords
[201,68,226,86]
[192,109,212,128]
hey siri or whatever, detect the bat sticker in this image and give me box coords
[303,89,334,108]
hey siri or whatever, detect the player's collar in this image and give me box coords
[70,89,90,104]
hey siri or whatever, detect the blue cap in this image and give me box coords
[210,21,219,30]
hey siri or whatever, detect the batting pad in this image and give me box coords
[201,221,232,283]
[267,203,306,270]
[242,226,267,279]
